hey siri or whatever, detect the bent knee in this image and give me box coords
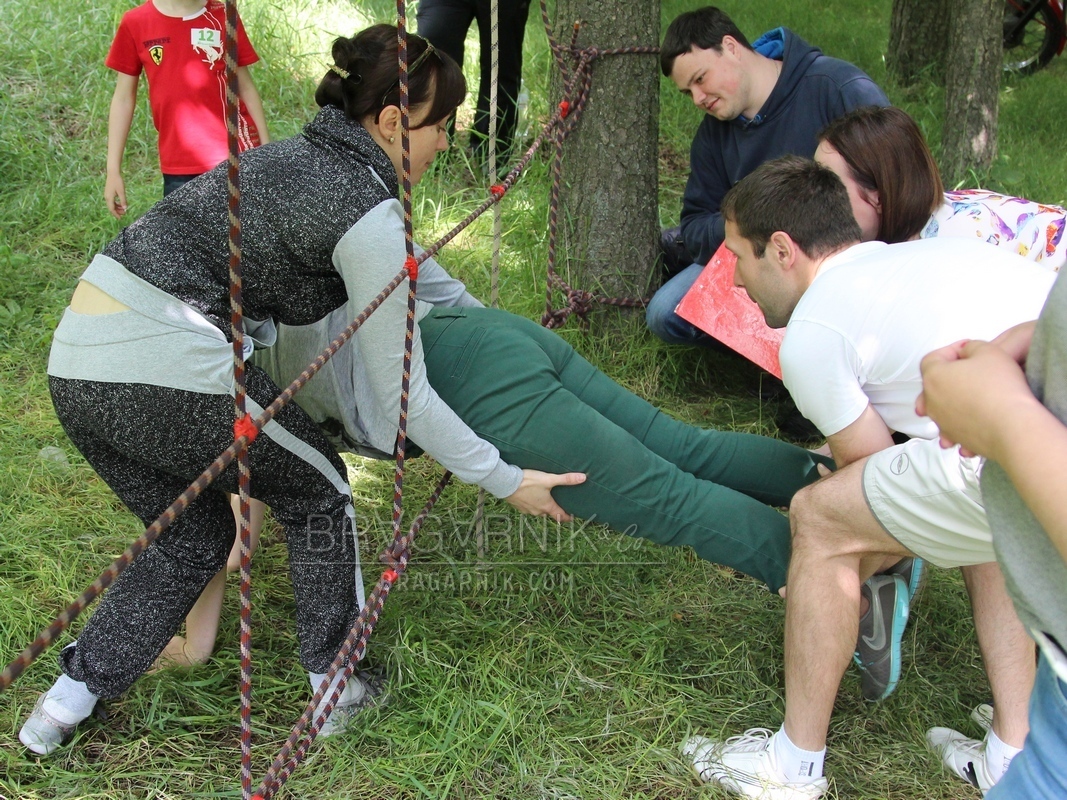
[790,473,891,564]
[789,480,852,552]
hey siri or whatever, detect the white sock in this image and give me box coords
[309,669,366,709]
[772,726,826,783]
[42,674,98,726]
[985,729,1022,783]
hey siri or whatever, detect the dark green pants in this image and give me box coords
[420,307,826,592]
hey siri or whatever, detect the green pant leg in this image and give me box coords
[508,312,828,506]
[421,308,793,591]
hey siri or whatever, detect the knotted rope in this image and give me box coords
[537,0,659,329]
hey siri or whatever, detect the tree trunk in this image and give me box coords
[549,0,659,310]
[940,0,1002,183]
[886,0,950,86]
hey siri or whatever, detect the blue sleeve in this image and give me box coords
[679,121,730,266]
[837,75,890,114]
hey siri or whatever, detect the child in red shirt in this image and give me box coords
[104,0,269,217]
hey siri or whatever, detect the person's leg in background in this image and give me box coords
[470,0,531,162]
[154,497,266,668]
[417,0,475,146]
[645,263,715,346]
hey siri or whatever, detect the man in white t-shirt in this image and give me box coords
[679,155,1056,800]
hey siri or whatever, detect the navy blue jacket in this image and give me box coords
[680,28,889,265]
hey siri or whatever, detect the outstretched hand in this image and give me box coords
[918,337,1037,460]
[505,469,586,521]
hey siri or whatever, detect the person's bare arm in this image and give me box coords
[825,403,896,469]
[105,72,139,218]
[236,66,269,145]
[984,400,1067,566]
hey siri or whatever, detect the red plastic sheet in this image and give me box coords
[674,243,785,379]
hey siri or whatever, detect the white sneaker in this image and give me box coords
[925,726,996,794]
[682,729,829,800]
[19,695,85,756]
[316,668,387,737]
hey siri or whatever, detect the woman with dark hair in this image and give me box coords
[19,24,507,756]
[815,105,1066,269]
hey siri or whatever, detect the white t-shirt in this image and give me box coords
[781,238,1056,439]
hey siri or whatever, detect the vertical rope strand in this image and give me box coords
[488,0,502,307]
[391,1,418,554]
[474,0,504,561]
[222,0,254,796]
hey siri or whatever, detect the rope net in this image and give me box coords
[1,1,660,796]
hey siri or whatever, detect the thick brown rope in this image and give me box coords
[390,0,419,596]
[221,0,255,796]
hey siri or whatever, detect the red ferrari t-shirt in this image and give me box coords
[106,0,261,175]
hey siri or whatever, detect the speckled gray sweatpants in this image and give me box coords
[49,367,361,698]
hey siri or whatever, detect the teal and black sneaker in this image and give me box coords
[887,556,926,603]
[854,573,910,702]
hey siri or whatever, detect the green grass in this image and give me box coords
[1,0,1061,797]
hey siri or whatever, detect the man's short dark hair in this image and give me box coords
[661,7,752,76]
[721,155,862,258]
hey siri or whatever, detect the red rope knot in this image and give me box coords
[382,568,399,584]
[558,100,571,118]
[234,414,259,444]
[490,184,506,199]
[404,255,419,281]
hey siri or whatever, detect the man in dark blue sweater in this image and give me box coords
[647,6,889,345]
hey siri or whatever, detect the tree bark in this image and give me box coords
[549,0,659,309]
[886,0,950,86]
[940,0,1003,183]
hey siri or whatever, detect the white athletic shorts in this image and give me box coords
[862,437,994,568]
